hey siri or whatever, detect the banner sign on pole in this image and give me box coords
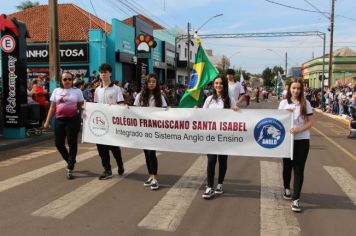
[82,103,293,158]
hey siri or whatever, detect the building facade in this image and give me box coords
[302,48,356,88]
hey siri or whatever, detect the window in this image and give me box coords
[190,51,192,60]
[185,48,187,58]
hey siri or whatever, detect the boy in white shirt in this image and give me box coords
[226,69,246,107]
[94,64,125,180]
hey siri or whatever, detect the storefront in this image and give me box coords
[26,42,90,80]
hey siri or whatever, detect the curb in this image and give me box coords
[314,108,350,126]
[0,132,54,152]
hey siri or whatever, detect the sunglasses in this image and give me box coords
[62,78,72,82]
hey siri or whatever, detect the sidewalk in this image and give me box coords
[314,108,351,126]
[0,130,54,152]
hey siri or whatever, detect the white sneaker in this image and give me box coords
[283,188,292,200]
[291,199,302,212]
[215,184,224,194]
[143,177,153,186]
[150,179,159,190]
[202,187,215,199]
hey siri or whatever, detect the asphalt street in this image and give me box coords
[0,98,355,236]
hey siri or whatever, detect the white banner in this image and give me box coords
[82,103,293,158]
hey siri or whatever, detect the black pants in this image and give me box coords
[144,150,158,175]
[283,139,310,200]
[96,144,123,172]
[207,154,228,188]
[55,115,81,170]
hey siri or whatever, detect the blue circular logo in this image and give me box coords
[187,69,198,89]
[254,118,285,149]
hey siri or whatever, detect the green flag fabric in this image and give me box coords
[178,44,219,108]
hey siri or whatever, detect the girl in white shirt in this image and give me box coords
[134,73,167,190]
[202,75,238,199]
[278,78,313,212]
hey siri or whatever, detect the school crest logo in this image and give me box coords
[89,111,109,137]
[254,118,285,149]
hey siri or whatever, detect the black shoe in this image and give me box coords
[144,177,153,186]
[150,179,159,190]
[66,169,74,180]
[118,167,125,176]
[99,171,113,180]
[202,187,215,199]
[291,199,302,212]
[283,188,292,200]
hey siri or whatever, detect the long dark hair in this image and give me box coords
[212,75,231,108]
[139,73,163,107]
[286,78,307,117]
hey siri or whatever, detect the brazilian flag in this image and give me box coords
[179,44,219,108]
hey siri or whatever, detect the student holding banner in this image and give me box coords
[94,64,125,180]
[201,75,238,199]
[278,78,313,212]
[44,72,84,179]
[226,69,245,107]
[134,73,167,190]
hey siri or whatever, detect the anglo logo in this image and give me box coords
[254,118,285,149]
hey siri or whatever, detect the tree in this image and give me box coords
[262,67,274,87]
[272,66,284,76]
[16,0,39,11]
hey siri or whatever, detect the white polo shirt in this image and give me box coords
[134,93,167,107]
[203,95,236,109]
[228,82,245,101]
[278,99,313,140]
[94,83,124,104]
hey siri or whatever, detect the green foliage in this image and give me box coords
[16,0,39,10]
[262,67,274,86]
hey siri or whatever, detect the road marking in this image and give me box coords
[138,156,206,232]
[260,161,300,236]
[0,151,97,193]
[316,121,348,135]
[312,127,356,161]
[0,150,57,167]
[32,152,155,219]
[324,166,356,206]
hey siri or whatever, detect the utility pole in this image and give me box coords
[186,22,191,79]
[49,0,60,92]
[328,0,335,88]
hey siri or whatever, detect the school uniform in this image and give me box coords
[202,95,236,198]
[94,83,125,177]
[134,93,167,189]
[278,99,313,204]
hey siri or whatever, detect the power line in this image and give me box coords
[108,0,131,17]
[264,0,329,14]
[303,0,330,19]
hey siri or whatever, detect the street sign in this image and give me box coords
[0,35,16,53]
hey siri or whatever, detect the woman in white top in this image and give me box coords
[44,72,84,179]
[202,75,238,199]
[134,73,167,190]
[278,78,313,212]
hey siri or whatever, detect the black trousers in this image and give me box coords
[144,150,158,175]
[283,139,310,200]
[96,144,123,172]
[54,115,81,170]
[207,154,228,188]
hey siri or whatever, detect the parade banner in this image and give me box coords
[82,103,294,159]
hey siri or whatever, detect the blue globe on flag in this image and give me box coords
[188,69,198,89]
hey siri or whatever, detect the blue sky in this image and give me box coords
[2,0,356,73]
